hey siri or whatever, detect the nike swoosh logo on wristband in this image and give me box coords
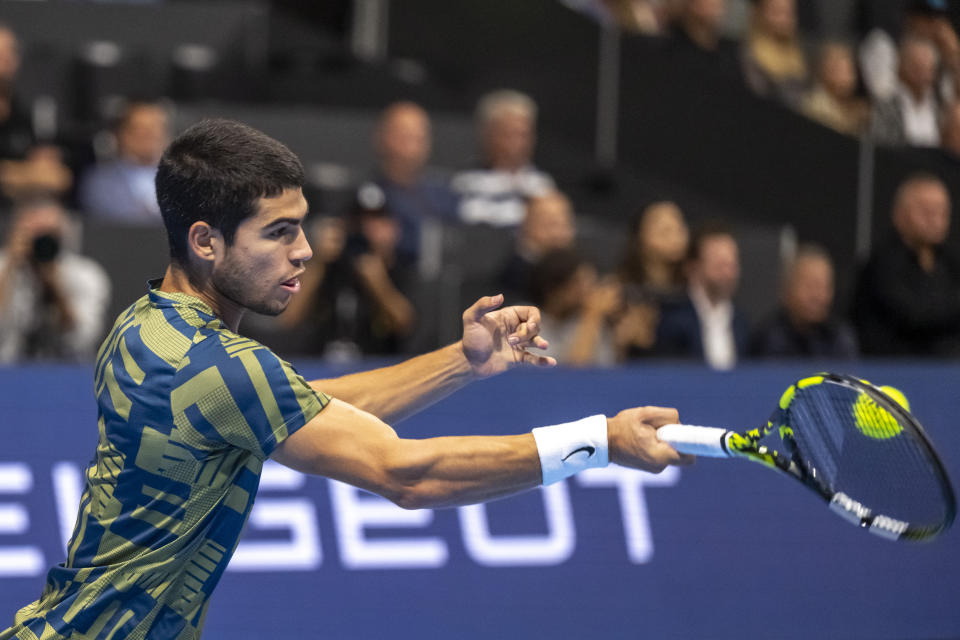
[562,446,596,462]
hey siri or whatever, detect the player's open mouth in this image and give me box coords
[280,277,300,292]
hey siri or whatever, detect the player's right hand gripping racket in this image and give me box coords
[656,373,956,542]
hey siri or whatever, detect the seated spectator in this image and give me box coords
[854,173,960,356]
[498,191,576,304]
[872,35,944,147]
[801,42,870,136]
[655,222,748,369]
[0,198,110,362]
[750,244,858,359]
[742,0,809,108]
[859,0,960,104]
[371,101,459,263]
[452,90,555,228]
[78,100,170,224]
[280,183,417,357]
[529,248,621,367]
[0,24,71,207]
[665,0,741,76]
[617,201,689,359]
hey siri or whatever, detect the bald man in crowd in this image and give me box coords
[854,173,960,356]
[371,101,459,262]
[750,245,858,359]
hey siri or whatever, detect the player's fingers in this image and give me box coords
[519,350,556,368]
[531,335,549,350]
[638,406,681,428]
[465,294,504,322]
[508,316,541,346]
[658,444,696,467]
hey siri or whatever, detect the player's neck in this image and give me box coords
[158,263,246,331]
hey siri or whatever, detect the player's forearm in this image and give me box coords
[309,342,475,423]
[381,434,542,509]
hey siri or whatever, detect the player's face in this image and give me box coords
[212,188,312,317]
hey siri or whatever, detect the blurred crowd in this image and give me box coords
[1,0,960,368]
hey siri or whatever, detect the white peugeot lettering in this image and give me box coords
[578,465,679,563]
[459,482,574,566]
[0,462,45,577]
[230,462,321,571]
[328,480,447,569]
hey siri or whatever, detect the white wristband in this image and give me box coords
[532,415,609,485]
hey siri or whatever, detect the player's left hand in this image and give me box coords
[461,294,556,378]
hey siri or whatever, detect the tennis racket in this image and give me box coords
[656,372,956,542]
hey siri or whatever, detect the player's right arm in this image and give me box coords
[271,398,692,509]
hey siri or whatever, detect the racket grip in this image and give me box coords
[656,424,731,457]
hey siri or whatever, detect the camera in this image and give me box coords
[31,233,60,263]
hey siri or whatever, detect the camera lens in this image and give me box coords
[31,234,60,263]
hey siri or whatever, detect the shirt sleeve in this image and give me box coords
[170,341,330,459]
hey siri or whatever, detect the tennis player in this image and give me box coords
[2,120,692,640]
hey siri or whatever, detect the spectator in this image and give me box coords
[0,198,110,362]
[617,201,690,359]
[78,100,170,224]
[529,248,621,366]
[859,0,960,104]
[666,0,741,76]
[498,191,576,304]
[872,35,944,146]
[801,42,870,136]
[280,183,417,357]
[0,24,71,207]
[750,244,858,359]
[452,90,555,228]
[742,0,809,108]
[371,101,459,262]
[854,173,960,356]
[655,223,748,369]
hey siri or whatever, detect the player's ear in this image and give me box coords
[187,221,222,264]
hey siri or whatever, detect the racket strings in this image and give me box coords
[786,382,948,528]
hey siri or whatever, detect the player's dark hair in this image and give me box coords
[156,118,304,263]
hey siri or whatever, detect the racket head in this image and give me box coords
[726,373,956,542]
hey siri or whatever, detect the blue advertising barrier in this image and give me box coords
[2,362,959,639]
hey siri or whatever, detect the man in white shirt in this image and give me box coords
[655,224,748,369]
[873,35,944,147]
[452,90,555,228]
[0,198,111,361]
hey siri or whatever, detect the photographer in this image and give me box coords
[0,198,110,362]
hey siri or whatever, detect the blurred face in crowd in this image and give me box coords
[11,201,68,246]
[894,179,951,249]
[522,193,575,256]
[784,253,833,327]
[377,102,431,181]
[118,104,170,167]
[899,38,938,96]
[483,106,535,172]
[551,263,598,317]
[756,0,796,41]
[691,233,739,302]
[683,0,726,30]
[0,27,20,85]
[639,201,689,265]
[819,44,857,99]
